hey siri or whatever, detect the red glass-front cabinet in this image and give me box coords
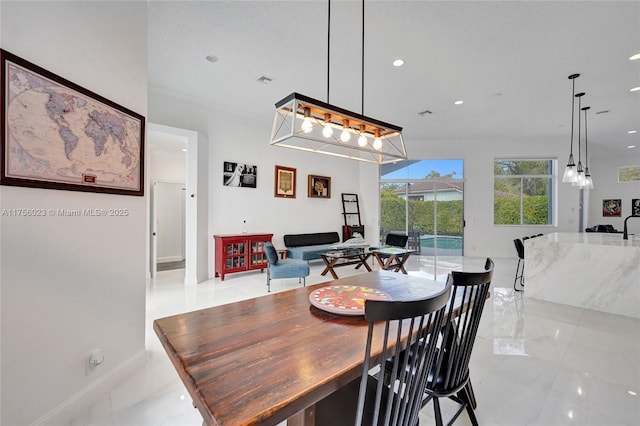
[214,233,273,281]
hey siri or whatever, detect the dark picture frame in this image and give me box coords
[1,49,145,196]
[632,199,640,216]
[602,199,622,217]
[274,165,296,198]
[223,161,257,188]
[308,174,331,198]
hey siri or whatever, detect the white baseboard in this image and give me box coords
[31,350,148,426]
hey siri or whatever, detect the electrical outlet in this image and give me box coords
[86,349,104,375]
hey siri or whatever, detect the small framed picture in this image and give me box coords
[632,199,640,216]
[223,161,256,188]
[602,199,622,217]
[274,165,296,198]
[308,174,331,198]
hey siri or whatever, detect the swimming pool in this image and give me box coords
[420,235,463,250]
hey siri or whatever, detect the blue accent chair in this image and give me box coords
[264,242,310,292]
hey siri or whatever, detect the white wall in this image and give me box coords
[0,2,147,425]
[149,150,186,184]
[149,85,637,263]
[587,152,640,231]
[407,137,583,258]
[148,91,377,279]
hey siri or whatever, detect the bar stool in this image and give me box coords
[513,238,525,292]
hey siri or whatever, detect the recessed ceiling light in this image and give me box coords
[630,86,640,92]
[630,53,640,61]
[205,55,219,63]
[628,145,636,149]
[181,148,187,152]
[629,130,637,134]
[392,59,405,67]
[454,100,464,105]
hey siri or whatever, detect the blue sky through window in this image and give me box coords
[380,159,464,180]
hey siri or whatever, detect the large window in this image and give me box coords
[494,159,553,225]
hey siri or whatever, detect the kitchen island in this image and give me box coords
[524,232,640,319]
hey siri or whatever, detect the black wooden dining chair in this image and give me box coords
[422,258,494,426]
[513,238,525,292]
[315,280,452,426]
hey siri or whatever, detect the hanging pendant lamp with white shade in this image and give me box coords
[562,74,580,183]
[572,92,586,188]
[582,106,594,190]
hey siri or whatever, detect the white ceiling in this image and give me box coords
[148,1,640,158]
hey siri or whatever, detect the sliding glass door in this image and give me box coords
[380,160,464,256]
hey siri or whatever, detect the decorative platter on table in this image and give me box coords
[309,285,392,315]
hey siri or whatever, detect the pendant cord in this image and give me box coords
[361,0,365,115]
[576,95,582,164]
[584,108,589,167]
[327,0,331,104]
[570,77,576,155]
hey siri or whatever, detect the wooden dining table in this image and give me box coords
[153,271,453,426]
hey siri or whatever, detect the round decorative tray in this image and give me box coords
[309,285,392,316]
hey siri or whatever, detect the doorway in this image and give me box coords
[379,160,465,257]
[152,182,186,272]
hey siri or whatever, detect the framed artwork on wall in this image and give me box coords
[223,161,257,188]
[618,166,640,183]
[1,49,145,196]
[274,165,296,198]
[632,199,640,216]
[308,174,331,198]
[602,199,622,217]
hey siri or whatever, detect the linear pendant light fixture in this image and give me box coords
[270,0,406,164]
[562,74,580,183]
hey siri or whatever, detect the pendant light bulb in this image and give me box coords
[357,124,367,146]
[322,113,333,138]
[301,107,313,133]
[340,119,351,142]
[584,169,594,190]
[373,129,382,150]
[562,159,577,183]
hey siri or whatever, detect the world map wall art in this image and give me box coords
[1,49,145,196]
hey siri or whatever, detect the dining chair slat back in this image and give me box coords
[315,280,452,426]
[423,257,494,426]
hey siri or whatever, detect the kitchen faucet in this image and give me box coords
[623,215,640,240]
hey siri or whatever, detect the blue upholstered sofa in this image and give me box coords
[284,232,340,261]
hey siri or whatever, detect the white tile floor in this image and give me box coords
[71,256,640,426]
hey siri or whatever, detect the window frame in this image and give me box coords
[493,158,556,226]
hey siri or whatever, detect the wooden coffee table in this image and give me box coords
[320,249,372,279]
[371,247,415,274]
